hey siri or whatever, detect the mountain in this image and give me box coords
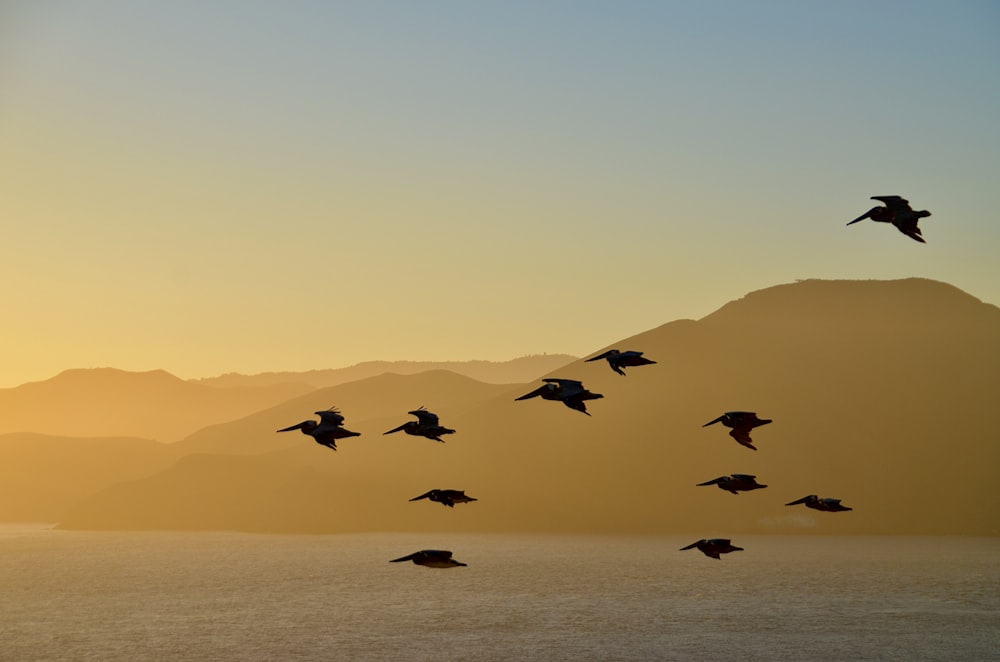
[0,368,313,441]
[192,355,577,389]
[0,432,173,521]
[56,279,1000,535]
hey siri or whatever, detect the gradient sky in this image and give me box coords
[2,1,998,387]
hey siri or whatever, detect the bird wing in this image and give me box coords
[316,409,346,427]
[871,195,912,213]
[729,428,757,449]
[543,378,583,388]
[730,474,757,481]
[410,408,440,426]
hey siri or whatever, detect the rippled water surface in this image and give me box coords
[1,525,997,661]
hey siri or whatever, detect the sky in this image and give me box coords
[1,1,998,387]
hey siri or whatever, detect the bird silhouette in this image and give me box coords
[584,349,657,376]
[515,378,603,415]
[785,495,853,512]
[696,474,768,494]
[702,411,772,450]
[409,489,477,508]
[680,538,744,559]
[390,549,467,568]
[276,407,360,451]
[384,407,456,443]
[847,195,931,243]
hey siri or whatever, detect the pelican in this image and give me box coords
[585,349,657,376]
[409,489,477,508]
[383,407,455,443]
[847,195,931,243]
[702,411,772,450]
[680,538,744,559]
[389,549,467,568]
[276,407,360,451]
[696,474,768,494]
[785,495,853,512]
[514,378,603,415]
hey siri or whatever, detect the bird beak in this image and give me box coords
[384,424,407,435]
[276,422,305,433]
[846,209,874,225]
[702,416,724,427]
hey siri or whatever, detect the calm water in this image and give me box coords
[0,525,997,661]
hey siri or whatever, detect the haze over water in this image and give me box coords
[1,525,997,661]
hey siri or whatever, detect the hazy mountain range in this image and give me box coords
[3,278,997,535]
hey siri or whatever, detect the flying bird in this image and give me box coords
[384,407,456,443]
[696,474,768,495]
[785,495,853,512]
[515,378,603,415]
[389,549,467,568]
[847,195,931,243]
[585,349,657,376]
[409,489,477,508]
[680,538,744,560]
[276,407,360,451]
[702,411,772,450]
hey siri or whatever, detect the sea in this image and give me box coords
[0,524,997,661]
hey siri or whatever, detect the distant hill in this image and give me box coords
[56,279,1000,535]
[0,433,172,521]
[192,355,577,389]
[0,368,313,441]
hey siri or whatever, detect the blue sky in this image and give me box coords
[1,1,998,385]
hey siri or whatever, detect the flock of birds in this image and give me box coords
[275,196,926,566]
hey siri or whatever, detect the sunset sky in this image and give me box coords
[2,1,998,388]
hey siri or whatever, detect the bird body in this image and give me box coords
[786,495,852,512]
[390,549,467,568]
[702,411,772,450]
[585,349,656,376]
[409,489,477,508]
[384,407,455,443]
[276,408,360,451]
[515,378,603,415]
[680,538,744,559]
[847,195,931,243]
[696,474,768,494]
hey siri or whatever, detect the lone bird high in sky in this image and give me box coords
[702,411,772,450]
[515,378,604,415]
[383,407,455,443]
[584,349,657,376]
[680,539,745,560]
[847,195,931,243]
[390,550,467,568]
[276,407,360,451]
[786,495,853,512]
[409,489,477,508]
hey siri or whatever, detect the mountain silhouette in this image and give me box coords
[0,368,313,441]
[53,279,1000,535]
[194,355,577,389]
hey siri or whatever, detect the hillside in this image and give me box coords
[0,368,313,441]
[57,279,1000,535]
[193,355,577,389]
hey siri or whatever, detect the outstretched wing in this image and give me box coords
[729,428,757,450]
[409,407,440,426]
[871,195,913,213]
[316,409,346,427]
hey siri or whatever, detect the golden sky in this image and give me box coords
[2,1,999,387]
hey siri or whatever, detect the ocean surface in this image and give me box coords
[0,525,997,661]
